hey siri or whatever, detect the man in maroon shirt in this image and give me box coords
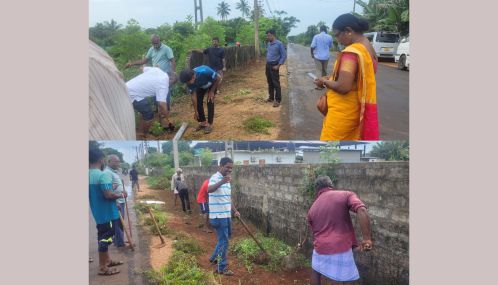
[307,176,373,285]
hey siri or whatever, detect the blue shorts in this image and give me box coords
[199,202,209,214]
[96,221,116,252]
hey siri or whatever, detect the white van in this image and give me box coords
[395,36,409,70]
[364,31,400,60]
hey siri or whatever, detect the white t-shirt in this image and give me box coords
[126,67,169,103]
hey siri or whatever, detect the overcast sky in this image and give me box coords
[89,0,362,35]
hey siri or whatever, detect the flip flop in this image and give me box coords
[98,268,120,276]
[194,125,206,132]
[89,257,94,263]
[204,126,213,134]
[107,260,124,267]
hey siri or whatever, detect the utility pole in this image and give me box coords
[194,0,203,26]
[353,0,356,13]
[254,0,260,58]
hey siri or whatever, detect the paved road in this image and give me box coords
[89,176,151,285]
[285,43,409,140]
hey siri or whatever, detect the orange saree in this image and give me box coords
[320,43,379,140]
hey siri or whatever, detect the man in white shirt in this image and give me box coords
[170,168,184,206]
[207,157,240,276]
[126,67,174,136]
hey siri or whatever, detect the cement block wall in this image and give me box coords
[183,162,409,285]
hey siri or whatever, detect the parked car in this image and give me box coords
[364,31,400,60]
[395,36,410,70]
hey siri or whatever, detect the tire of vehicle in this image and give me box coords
[398,55,407,70]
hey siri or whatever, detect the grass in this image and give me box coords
[242,116,274,134]
[145,251,209,285]
[149,121,164,137]
[146,176,169,189]
[133,204,169,235]
[223,88,252,103]
[232,234,308,272]
[173,233,203,254]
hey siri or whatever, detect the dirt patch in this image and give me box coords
[137,176,311,285]
[135,178,174,271]
[137,60,289,140]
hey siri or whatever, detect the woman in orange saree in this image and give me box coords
[314,14,379,141]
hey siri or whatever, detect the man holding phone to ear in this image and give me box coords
[207,157,240,276]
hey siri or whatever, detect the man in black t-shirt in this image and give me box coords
[203,37,226,78]
[129,167,140,192]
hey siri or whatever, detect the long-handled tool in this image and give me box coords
[118,210,135,251]
[122,179,133,238]
[232,205,269,264]
[147,207,166,245]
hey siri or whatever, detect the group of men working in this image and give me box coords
[167,158,373,283]
[122,29,290,137]
[124,34,226,136]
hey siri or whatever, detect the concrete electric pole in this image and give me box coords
[254,0,260,58]
[194,0,204,26]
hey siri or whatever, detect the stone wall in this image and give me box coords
[186,45,256,70]
[183,162,409,285]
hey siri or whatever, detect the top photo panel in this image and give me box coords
[89,0,409,141]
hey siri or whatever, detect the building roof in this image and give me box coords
[192,141,369,152]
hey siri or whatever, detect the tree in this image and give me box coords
[198,17,226,45]
[179,151,194,166]
[356,0,409,35]
[108,19,149,69]
[89,141,102,150]
[369,141,409,161]
[147,147,158,154]
[200,149,214,166]
[217,1,231,21]
[236,0,251,18]
[101,147,124,162]
[161,141,192,154]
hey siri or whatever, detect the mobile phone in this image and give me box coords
[307,72,318,81]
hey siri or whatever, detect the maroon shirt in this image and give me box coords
[307,187,366,254]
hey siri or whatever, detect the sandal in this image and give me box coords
[98,267,120,276]
[89,257,94,263]
[194,125,206,132]
[204,126,213,134]
[107,260,124,267]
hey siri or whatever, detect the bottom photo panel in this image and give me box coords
[89,140,409,285]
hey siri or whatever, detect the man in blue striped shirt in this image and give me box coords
[265,29,287,107]
[207,157,240,275]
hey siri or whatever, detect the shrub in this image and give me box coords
[145,251,206,285]
[243,116,274,134]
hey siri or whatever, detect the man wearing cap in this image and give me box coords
[170,168,185,206]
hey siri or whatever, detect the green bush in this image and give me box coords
[149,121,164,137]
[146,176,169,189]
[145,251,207,285]
[173,234,203,254]
[232,234,307,272]
[243,116,274,134]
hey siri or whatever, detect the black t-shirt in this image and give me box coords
[130,169,138,181]
[203,47,225,71]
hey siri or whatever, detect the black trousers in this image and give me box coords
[178,188,191,212]
[196,88,215,125]
[265,62,281,102]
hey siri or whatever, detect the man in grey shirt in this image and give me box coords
[104,154,126,247]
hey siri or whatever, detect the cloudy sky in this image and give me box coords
[89,0,362,35]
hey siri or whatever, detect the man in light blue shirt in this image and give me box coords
[207,157,240,276]
[265,29,287,107]
[125,34,177,111]
[311,26,333,78]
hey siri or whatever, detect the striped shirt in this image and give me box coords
[208,172,231,219]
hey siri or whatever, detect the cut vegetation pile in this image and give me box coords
[243,116,275,134]
[232,234,308,273]
[134,203,169,235]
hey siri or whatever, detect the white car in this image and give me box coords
[364,31,400,60]
[395,36,409,70]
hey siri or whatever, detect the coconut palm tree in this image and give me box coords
[217,1,231,21]
[356,0,409,35]
[236,0,251,18]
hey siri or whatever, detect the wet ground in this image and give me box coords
[88,176,151,285]
[285,43,409,140]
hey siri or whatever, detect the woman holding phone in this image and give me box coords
[314,13,379,140]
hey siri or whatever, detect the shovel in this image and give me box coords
[147,206,166,247]
[118,210,135,251]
